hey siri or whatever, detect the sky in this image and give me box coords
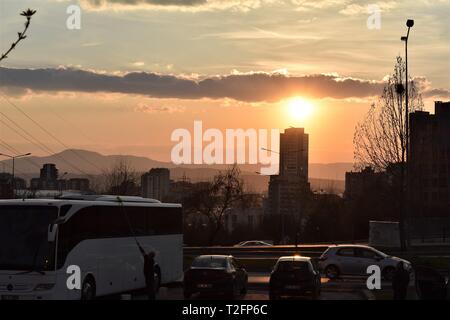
[0,0,449,165]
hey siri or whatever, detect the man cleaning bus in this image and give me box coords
[138,244,156,300]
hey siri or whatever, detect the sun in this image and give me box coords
[287,97,313,121]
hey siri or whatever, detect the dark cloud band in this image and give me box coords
[1,67,446,102]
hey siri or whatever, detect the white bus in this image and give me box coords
[0,195,183,300]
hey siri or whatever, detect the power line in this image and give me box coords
[0,114,55,156]
[0,106,91,176]
[47,105,99,146]
[0,143,30,177]
[0,92,103,173]
[0,137,40,169]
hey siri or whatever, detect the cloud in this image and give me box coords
[82,0,207,8]
[339,1,397,16]
[422,88,450,99]
[79,0,276,12]
[1,67,446,102]
[197,27,324,40]
[415,76,450,99]
[292,0,350,11]
[131,61,145,67]
[1,66,445,102]
[134,102,186,113]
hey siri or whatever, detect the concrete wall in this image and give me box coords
[369,221,401,248]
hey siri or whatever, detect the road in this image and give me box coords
[127,273,379,300]
[150,287,364,300]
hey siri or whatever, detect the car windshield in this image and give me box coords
[370,248,388,258]
[277,261,310,273]
[192,257,228,269]
[0,205,58,271]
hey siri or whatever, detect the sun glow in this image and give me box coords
[287,97,313,121]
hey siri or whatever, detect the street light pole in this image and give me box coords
[402,19,414,163]
[0,152,31,197]
[400,19,414,251]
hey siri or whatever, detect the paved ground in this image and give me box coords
[127,273,378,300]
[148,287,364,300]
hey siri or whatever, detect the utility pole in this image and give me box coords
[0,152,31,197]
[400,19,414,251]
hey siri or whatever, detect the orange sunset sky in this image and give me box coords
[1,0,449,164]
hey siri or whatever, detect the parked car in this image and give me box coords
[234,240,273,247]
[415,266,449,300]
[269,256,321,300]
[183,255,248,299]
[318,245,412,280]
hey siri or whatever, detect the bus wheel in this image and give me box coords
[81,276,96,300]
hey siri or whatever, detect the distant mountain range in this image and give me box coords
[0,149,352,193]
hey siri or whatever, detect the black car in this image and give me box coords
[184,255,248,299]
[269,256,321,300]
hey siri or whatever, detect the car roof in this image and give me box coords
[329,244,373,249]
[195,255,232,260]
[0,198,181,207]
[277,256,311,262]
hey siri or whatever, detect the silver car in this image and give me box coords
[318,245,411,280]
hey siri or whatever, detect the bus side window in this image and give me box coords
[128,207,147,237]
[146,207,156,236]
[98,206,128,238]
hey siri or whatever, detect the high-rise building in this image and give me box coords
[279,127,309,179]
[409,101,450,217]
[31,163,59,190]
[40,163,58,181]
[268,128,310,218]
[141,168,170,201]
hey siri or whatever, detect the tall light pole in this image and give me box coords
[0,152,31,197]
[400,19,414,251]
[401,19,414,163]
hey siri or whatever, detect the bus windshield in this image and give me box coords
[0,206,58,271]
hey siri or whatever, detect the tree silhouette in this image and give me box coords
[184,165,245,245]
[0,9,36,63]
[353,56,424,250]
[354,56,423,171]
[100,160,139,196]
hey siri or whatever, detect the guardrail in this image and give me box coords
[184,244,331,258]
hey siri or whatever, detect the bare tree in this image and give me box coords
[0,9,36,63]
[100,160,139,196]
[353,56,424,250]
[184,165,245,245]
[354,56,423,171]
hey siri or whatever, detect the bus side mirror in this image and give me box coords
[48,224,58,242]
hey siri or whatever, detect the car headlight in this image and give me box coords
[34,283,55,291]
[404,262,412,271]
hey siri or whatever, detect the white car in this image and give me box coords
[234,240,273,247]
[318,245,411,280]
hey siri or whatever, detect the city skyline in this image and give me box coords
[0,0,449,165]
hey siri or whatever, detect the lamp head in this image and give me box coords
[406,19,414,28]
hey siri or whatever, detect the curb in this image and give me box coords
[361,289,376,300]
